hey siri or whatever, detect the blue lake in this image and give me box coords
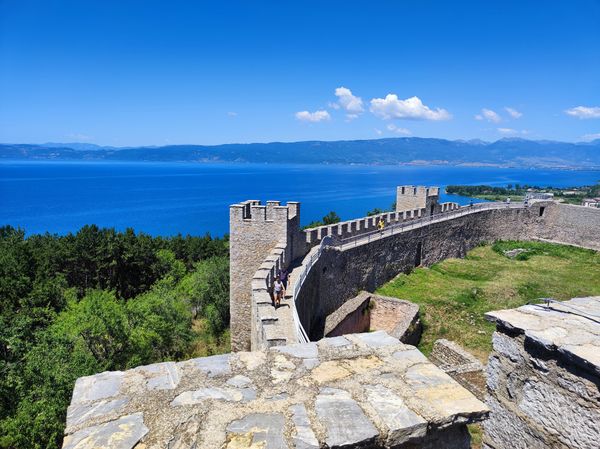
[1,161,599,236]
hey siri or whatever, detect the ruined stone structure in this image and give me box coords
[62,332,488,449]
[323,291,422,346]
[429,339,486,401]
[484,297,600,449]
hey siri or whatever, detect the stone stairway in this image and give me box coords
[256,262,304,347]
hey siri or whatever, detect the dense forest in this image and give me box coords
[0,225,229,449]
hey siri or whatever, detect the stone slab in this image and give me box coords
[62,413,148,449]
[315,387,378,448]
[365,384,427,446]
[486,297,600,376]
[71,371,124,404]
[185,353,231,377]
[66,397,129,432]
[289,403,319,449]
[226,413,288,449]
[63,332,488,449]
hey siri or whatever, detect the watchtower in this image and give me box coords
[396,185,440,216]
[229,200,302,351]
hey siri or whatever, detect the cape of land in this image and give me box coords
[2,137,600,169]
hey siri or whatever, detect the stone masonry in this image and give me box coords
[429,339,486,401]
[396,186,440,216]
[483,297,600,449]
[229,200,304,351]
[62,331,488,449]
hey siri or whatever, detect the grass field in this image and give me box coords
[376,240,600,362]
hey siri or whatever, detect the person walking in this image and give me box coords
[378,217,385,236]
[273,277,285,308]
[278,268,289,290]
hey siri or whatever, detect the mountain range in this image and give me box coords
[1,137,600,169]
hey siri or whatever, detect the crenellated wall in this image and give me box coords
[293,201,600,342]
[304,201,460,247]
[231,188,600,352]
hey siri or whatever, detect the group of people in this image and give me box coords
[273,268,288,308]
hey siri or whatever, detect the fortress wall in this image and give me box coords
[304,207,429,246]
[528,202,600,250]
[297,206,542,339]
[229,201,292,352]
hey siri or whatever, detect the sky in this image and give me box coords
[1,0,600,146]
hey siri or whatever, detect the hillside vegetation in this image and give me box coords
[0,226,230,449]
[377,241,600,361]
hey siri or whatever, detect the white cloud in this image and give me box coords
[345,113,359,121]
[497,128,516,134]
[582,132,600,141]
[504,107,523,119]
[327,102,341,110]
[66,133,92,141]
[476,108,502,123]
[295,110,331,122]
[497,128,529,135]
[334,87,364,113]
[227,111,238,117]
[386,123,411,135]
[374,128,383,135]
[370,94,451,121]
[565,106,600,119]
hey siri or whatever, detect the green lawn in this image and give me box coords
[377,241,600,362]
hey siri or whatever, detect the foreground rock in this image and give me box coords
[63,331,488,448]
[484,297,600,449]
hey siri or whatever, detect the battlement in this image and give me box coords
[230,200,299,223]
[397,185,440,197]
[397,185,440,215]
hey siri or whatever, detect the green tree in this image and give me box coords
[322,211,341,225]
[178,257,229,335]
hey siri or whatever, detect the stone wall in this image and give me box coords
[323,291,371,337]
[62,331,488,449]
[250,244,289,350]
[528,202,600,250]
[305,205,540,329]
[429,339,486,401]
[234,194,600,354]
[483,297,600,449]
[230,200,305,351]
[368,294,422,346]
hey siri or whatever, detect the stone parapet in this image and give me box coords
[251,243,296,350]
[483,297,600,449]
[62,332,488,449]
[304,207,426,246]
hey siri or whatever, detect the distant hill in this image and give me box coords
[1,137,600,169]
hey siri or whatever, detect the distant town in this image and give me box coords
[446,183,600,207]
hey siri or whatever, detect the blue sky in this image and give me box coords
[1,0,600,146]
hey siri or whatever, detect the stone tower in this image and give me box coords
[229,200,302,351]
[396,185,440,216]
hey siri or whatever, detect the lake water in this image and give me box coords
[1,161,599,236]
